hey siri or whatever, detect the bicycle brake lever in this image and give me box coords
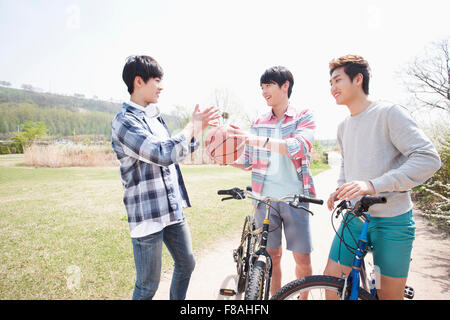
[337,200,351,209]
[335,207,343,219]
[290,202,314,216]
[302,206,314,216]
[221,196,234,201]
[289,202,299,209]
[335,200,351,218]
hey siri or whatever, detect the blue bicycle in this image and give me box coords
[271,195,415,300]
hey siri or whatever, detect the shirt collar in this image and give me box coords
[269,104,295,120]
[126,100,161,118]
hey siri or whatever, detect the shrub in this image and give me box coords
[412,130,450,233]
[0,145,10,154]
[24,143,118,167]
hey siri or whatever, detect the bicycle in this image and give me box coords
[216,186,324,300]
[270,195,415,300]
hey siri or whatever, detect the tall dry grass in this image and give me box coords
[24,140,333,167]
[24,143,118,167]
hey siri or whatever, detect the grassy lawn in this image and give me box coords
[0,155,328,299]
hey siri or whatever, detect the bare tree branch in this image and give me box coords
[400,37,450,114]
[209,88,254,129]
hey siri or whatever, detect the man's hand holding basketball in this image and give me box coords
[229,128,288,156]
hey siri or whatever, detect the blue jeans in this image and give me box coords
[131,219,195,300]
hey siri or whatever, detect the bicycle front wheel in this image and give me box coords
[244,261,267,300]
[236,215,253,293]
[270,275,375,300]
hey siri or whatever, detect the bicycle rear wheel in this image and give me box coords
[270,275,375,300]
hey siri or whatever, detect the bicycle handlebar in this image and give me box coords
[360,195,387,206]
[217,187,324,206]
[353,195,386,215]
[335,195,387,222]
[217,188,245,199]
[303,196,324,205]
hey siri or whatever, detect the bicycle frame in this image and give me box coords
[271,195,414,300]
[346,213,371,300]
[244,191,319,299]
[341,212,414,300]
[218,187,322,300]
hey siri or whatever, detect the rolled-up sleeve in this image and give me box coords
[112,115,196,167]
[285,109,315,160]
[241,124,258,170]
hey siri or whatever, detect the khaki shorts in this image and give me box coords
[255,201,312,254]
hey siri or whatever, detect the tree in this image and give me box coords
[400,37,450,232]
[73,93,85,99]
[170,105,190,133]
[11,121,48,150]
[0,119,9,132]
[0,81,11,87]
[210,88,254,129]
[400,37,450,114]
[21,84,35,91]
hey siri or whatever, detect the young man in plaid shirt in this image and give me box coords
[111,55,219,300]
[231,66,316,298]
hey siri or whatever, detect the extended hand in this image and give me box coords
[191,104,221,136]
[228,127,263,148]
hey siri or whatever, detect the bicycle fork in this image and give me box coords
[250,202,273,300]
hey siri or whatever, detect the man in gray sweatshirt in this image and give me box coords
[324,55,441,299]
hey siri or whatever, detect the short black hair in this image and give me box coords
[260,66,294,98]
[122,55,164,94]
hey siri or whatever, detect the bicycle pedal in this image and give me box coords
[220,288,237,296]
[404,285,414,299]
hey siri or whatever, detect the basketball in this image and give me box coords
[204,125,246,165]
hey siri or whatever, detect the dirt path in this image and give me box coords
[154,161,450,300]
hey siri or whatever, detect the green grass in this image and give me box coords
[0,165,132,299]
[0,156,328,299]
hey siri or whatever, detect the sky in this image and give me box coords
[1,0,449,139]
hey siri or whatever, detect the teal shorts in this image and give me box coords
[329,210,415,278]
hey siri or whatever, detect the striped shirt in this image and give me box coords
[243,105,316,198]
[111,102,199,237]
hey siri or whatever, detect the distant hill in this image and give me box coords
[0,86,121,114]
[0,86,181,138]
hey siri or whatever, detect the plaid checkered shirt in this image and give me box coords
[243,105,316,198]
[111,103,199,235]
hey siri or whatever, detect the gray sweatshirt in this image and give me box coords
[337,100,441,217]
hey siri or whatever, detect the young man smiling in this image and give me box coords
[111,55,220,300]
[324,55,441,300]
[230,66,316,297]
